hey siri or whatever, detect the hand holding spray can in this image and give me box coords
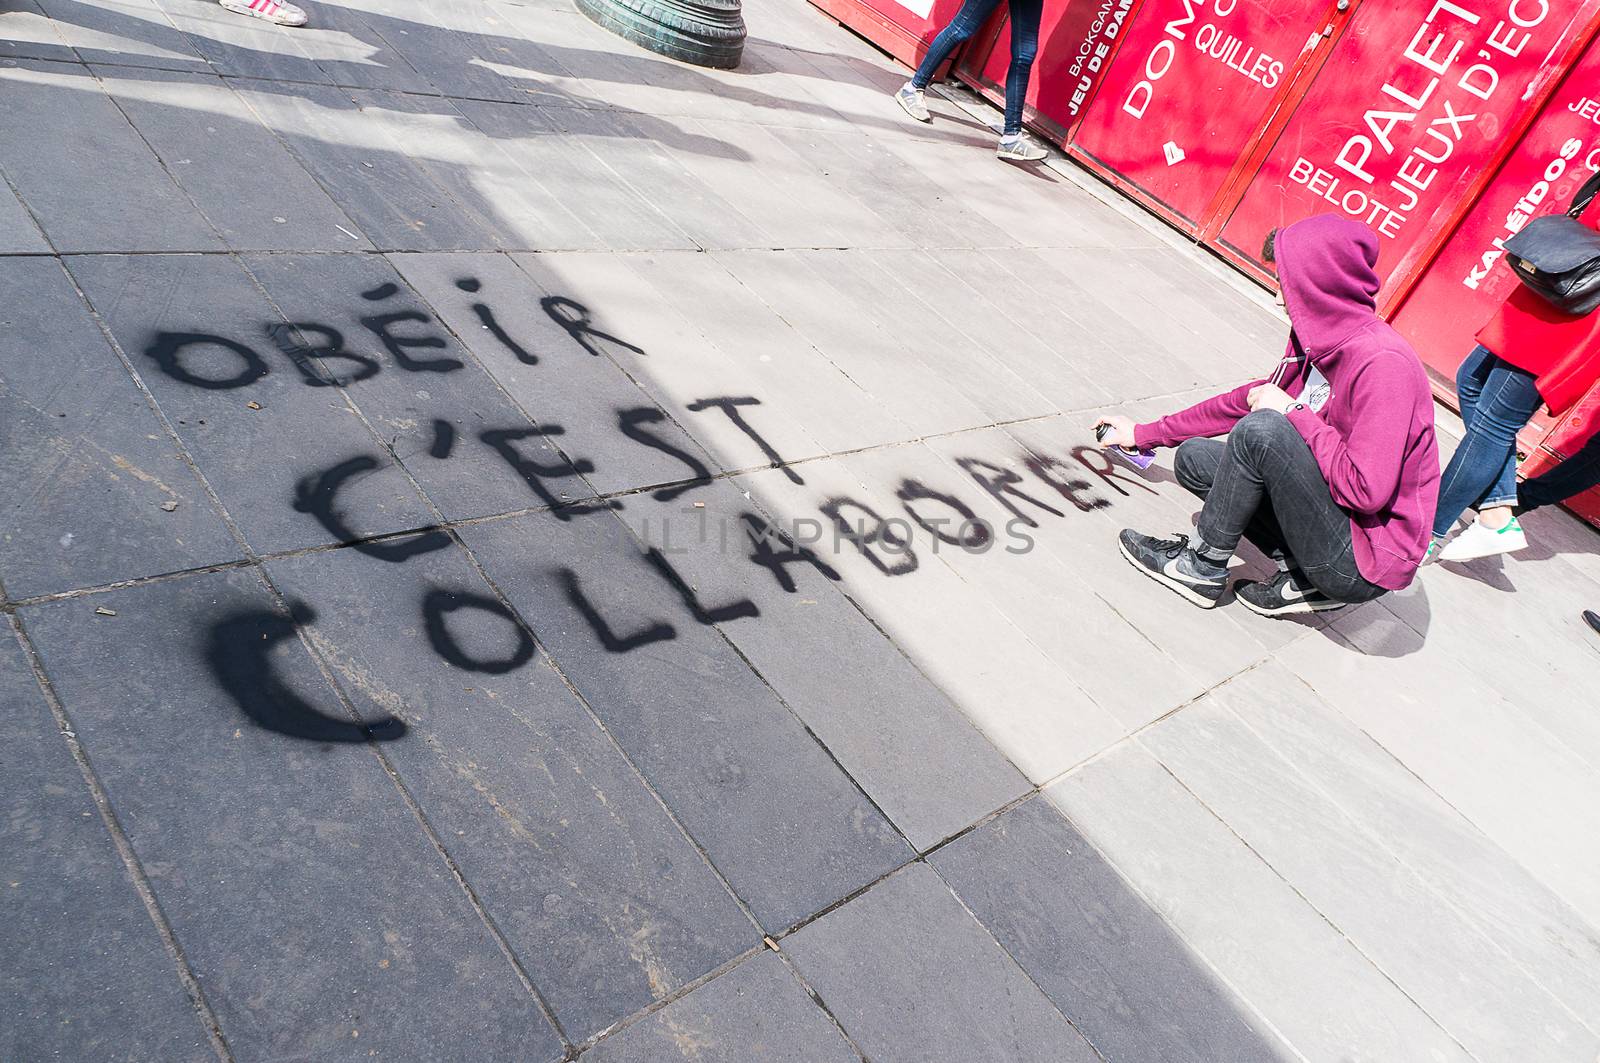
[1094,422,1157,471]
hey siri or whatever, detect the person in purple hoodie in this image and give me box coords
[1095,214,1440,616]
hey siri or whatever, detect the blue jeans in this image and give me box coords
[1433,345,1542,538]
[911,0,1042,136]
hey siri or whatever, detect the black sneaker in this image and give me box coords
[1235,570,1345,616]
[1118,530,1226,609]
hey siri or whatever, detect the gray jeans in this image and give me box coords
[1176,411,1386,604]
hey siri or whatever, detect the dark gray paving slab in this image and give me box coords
[20,568,563,1061]
[32,0,210,71]
[458,508,912,932]
[783,862,1095,1063]
[91,66,373,252]
[931,797,1293,1063]
[242,251,599,520]
[0,0,77,64]
[0,176,48,252]
[622,483,1028,850]
[388,250,711,499]
[458,98,696,252]
[0,624,213,1062]
[233,79,501,252]
[65,252,436,553]
[152,0,332,83]
[0,256,240,597]
[0,59,223,252]
[541,105,769,251]
[582,951,858,1063]
[1146,683,1599,1061]
[265,542,757,1041]
[350,2,544,103]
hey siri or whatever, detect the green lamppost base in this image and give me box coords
[576,0,746,69]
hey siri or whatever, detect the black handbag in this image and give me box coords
[1503,171,1600,316]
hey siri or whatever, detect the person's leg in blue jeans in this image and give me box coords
[909,0,1001,93]
[1001,0,1043,136]
[1433,346,1542,560]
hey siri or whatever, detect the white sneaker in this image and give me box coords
[996,132,1048,162]
[894,82,931,123]
[218,0,308,26]
[1438,516,1527,562]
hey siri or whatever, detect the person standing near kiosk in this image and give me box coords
[891,0,1050,162]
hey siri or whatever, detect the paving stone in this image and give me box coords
[622,250,907,455]
[0,256,240,598]
[1147,691,1596,1062]
[0,625,213,1062]
[152,0,333,83]
[784,862,1095,1063]
[458,507,912,932]
[389,250,711,499]
[233,79,502,252]
[0,0,77,64]
[1241,646,1600,1024]
[19,569,562,1061]
[539,105,769,250]
[1048,745,1474,1063]
[265,542,757,1041]
[977,246,1214,394]
[337,0,530,101]
[0,173,49,252]
[714,249,991,439]
[1282,617,1600,929]
[0,59,223,252]
[517,250,824,469]
[32,0,209,71]
[581,951,857,1063]
[931,797,1293,1063]
[459,99,697,252]
[242,251,599,520]
[906,430,1209,730]
[620,482,1028,851]
[657,122,911,249]
[91,66,374,252]
[65,252,436,553]
[736,457,1125,782]
[797,248,1062,423]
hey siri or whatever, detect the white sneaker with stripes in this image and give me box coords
[218,0,308,26]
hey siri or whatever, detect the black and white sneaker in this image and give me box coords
[1118,530,1226,609]
[1235,570,1345,616]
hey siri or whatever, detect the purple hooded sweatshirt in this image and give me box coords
[1134,214,1440,591]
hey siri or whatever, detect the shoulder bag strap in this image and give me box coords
[1568,170,1600,218]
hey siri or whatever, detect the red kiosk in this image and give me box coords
[808,0,1600,526]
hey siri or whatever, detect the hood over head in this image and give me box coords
[1275,214,1382,367]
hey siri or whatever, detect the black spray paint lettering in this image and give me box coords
[1071,445,1158,497]
[558,567,676,653]
[205,599,406,743]
[617,408,713,501]
[541,296,645,359]
[644,548,759,625]
[479,426,613,517]
[360,282,465,373]
[422,589,536,675]
[428,419,456,459]
[144,332,268,390]
[293,456,452,562]
[741,512,840,593]
[895,478,992,551]
[686,396,802,483]
[956,458,1065,529]
[820,498,918,576]
[1025,454,1110,512]
[456,277,537,365]
[269,322,380,388]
